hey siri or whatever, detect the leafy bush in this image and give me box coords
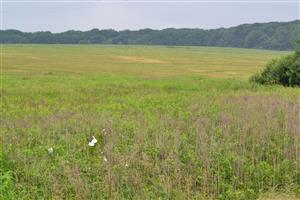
[250,39,300,87]
[250,51,300,87]
[0,151,15,200]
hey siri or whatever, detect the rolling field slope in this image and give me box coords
[2,45,288,78]
[1,45,299,199]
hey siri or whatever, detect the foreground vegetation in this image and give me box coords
[1,45,299,199]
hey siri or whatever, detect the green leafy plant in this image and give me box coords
[250,44,300,87]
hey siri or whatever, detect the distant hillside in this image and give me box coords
[1,20,299,50]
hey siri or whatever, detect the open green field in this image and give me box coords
[2,45,288,78]
[1,45,299,199]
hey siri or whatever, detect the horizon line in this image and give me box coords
[1,19,299,33]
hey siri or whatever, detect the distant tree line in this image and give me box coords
[1,20,299,50]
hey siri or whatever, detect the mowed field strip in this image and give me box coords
[2,45,289,78]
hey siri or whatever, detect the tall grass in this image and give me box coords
[1,74,299,199]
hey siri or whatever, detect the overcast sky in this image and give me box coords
[2,1,299,32]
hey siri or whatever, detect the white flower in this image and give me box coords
[125,163,128,167]
[88,136,97,147]
[103,156,108,162]
[48,147,53,154]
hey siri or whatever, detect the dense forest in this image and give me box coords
[1,20,299,50]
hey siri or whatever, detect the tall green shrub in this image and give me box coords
[250,50,300,87]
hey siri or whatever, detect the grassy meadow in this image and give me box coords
[1,45,299,199]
